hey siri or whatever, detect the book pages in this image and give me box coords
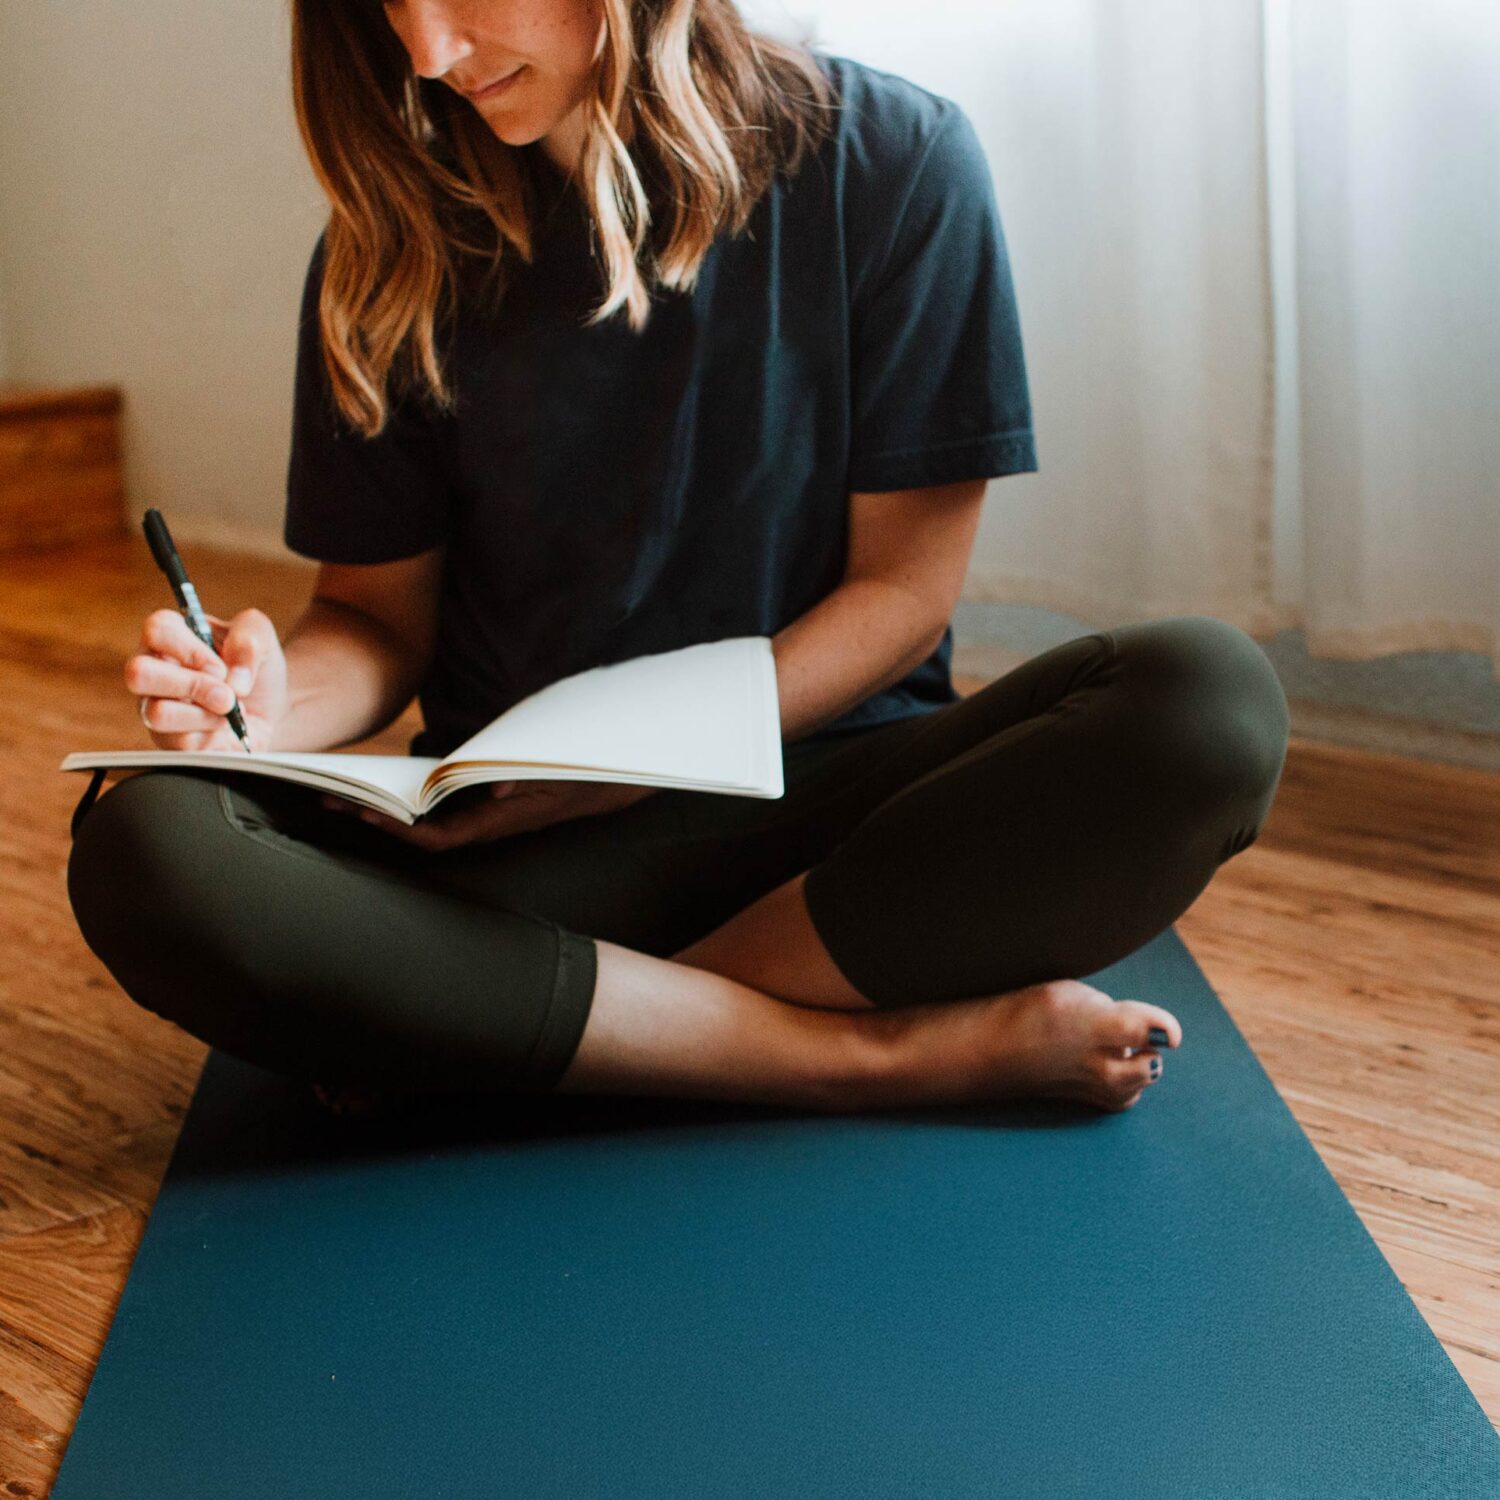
[441,637,773,791]
[58,751,442,818]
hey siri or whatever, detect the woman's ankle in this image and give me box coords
[824,1004,964,1112]
[557,940,889,1112]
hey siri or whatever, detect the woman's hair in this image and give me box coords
[290,0,840,437]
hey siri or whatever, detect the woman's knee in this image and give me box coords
[1110,614,1291,806]
[67,770,238,979]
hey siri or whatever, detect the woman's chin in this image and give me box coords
[473,109,551,147]
[479,116,536,147]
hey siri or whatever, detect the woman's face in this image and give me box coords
[380,0,604,168]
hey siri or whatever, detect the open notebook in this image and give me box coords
[61,636,784,824]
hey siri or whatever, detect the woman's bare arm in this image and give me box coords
[272,549,444,752]
[772,478,988,742]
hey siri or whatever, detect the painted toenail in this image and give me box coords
[1148,1028,1169,1047]
[1149,1057,1162,1077]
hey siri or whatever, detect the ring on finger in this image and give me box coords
[139,696,153,727]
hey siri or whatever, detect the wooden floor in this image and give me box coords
[1,535,1497,1492]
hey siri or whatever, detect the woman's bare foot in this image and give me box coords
[860,978,1182,1113]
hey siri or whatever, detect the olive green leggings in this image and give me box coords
[65,615,1289,1102]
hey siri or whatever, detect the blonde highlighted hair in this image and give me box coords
[289,0,840,437]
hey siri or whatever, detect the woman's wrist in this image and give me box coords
[772,579,947,741]
[271,612,420,752]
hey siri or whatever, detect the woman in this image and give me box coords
[66,0,1290,1120]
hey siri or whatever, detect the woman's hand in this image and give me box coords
[322,778,657,851]
[125,607,288,753]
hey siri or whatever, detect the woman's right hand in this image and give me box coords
[124,607,289,753]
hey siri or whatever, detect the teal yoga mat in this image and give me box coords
[52,927,1500,1498]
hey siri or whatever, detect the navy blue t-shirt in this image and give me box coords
[284,52,1038,758]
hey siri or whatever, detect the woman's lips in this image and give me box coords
[465,67,525,102]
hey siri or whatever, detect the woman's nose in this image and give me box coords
[395,0,476,80]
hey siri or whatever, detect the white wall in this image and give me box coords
[0,231,10,378]
[0,1,325,548]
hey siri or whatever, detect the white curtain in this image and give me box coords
[746,0,1500,678]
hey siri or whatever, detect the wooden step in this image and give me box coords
[0,382,126,552]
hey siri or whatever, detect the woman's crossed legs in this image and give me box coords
[66,616,1289,1117]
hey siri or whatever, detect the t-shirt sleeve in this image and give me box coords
[283,233,453,563]
[846,104,1038,493]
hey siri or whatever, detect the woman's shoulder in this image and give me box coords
[808,52,993,295]
[812,51,976,180]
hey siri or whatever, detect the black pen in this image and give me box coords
[141,508,253,753]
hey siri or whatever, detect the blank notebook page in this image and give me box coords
[448,637,760,786]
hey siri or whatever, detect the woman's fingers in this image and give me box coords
[217,608,276,696]
[347,785,563,851]
[125,652,236,709]
[355,798,501,851]
[140,608,228,676]
[129,608,248,747]
[345,808,442,848]
[139,694,232,736]
[126,655,238,747]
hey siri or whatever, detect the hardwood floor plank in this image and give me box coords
[0,1206,146,1492]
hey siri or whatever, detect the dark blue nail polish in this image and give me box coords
[1149,1058,1162,1077]
[1148,1027,1170,1048]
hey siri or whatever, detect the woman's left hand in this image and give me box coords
[321,779,657,852]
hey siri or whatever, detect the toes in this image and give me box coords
[1105,1000,1181,1053]
[1095,1051,1161,1099]
[1049,1073,1152,1113]
[1083,1077,1147,1113]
